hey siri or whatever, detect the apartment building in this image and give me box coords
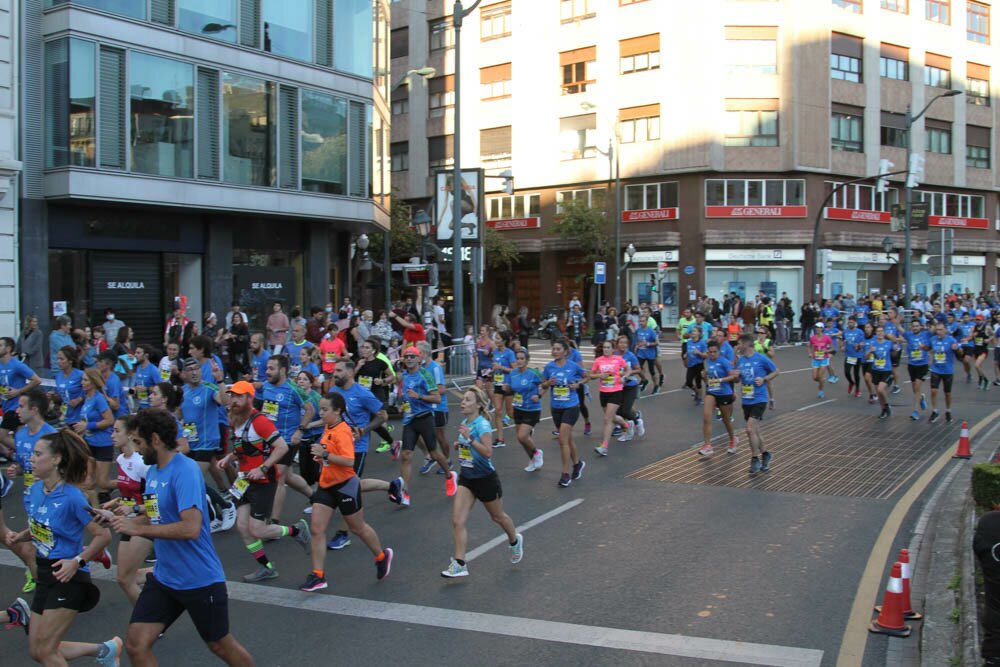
[391,0,999,326]
[21,0,388,346]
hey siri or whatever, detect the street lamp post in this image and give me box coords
[582,102,622,308]
[412,209,434,322]
[903,89,961,300]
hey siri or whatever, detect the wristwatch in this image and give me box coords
[322,450,330,461]
[259,464,270,474]
[75,555,87,568]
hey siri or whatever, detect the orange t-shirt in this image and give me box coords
[319,337,347,373]
[319,421,355,488]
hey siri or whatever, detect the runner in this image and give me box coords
[293,371,322,494]
[441,387,523,579]
[587,340,632,457]
[504,348,544,471]
[473,325,495,390]
[615,334,644,442]
[882,308,903,394]
[318,327,348,394]
[808,323,835,399]
[489,332,516,448]
[753,328,776,409]
[541,339,586,487]
[0,336,42,444]
[958,311,976,383]
[699,340,741,457]
[299,392,393,591]
[903,318,931,421]
[157,342,181,384]
[131,344,160,410]
[109,409,256,666]
[3,429,120,666]
[635,316,661,394]
[417,341,453,474]
[866,326,894,419]
[148,382,189,453]
[972,314,993,390]
[684,327,707,406]
[217,381,310,583]
[354,338,395,453]
[71,368,115,506]
[283,324,315,378]
[247,333,271,387]
[860,322,878,404]
[179,359,225,485]
[567,341,592,436]
[735,334,779,474]
[52,346,84,429]
[841,317,865,398]
[260,355,313,522]
[824,317,842,384]
[928,321,961,424]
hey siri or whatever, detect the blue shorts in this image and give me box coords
[812,359,830,368]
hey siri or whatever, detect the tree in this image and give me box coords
[555,199,613,263]
[483,227,521,272]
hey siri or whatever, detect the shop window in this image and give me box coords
[488,194,541,220]
[624,182,679,210]
[559,113,597,160]
[704,178,805,206]
[130,51,194,178]
[178,0,237,43]
[47,0,146,19]
[926,0,950,23]
[222,73,276,187]
[300,89,348,194]
[45,38,96,169]
[556,187,605,214]
[831,106,864,152]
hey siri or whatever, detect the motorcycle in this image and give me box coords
[536,308,561,340]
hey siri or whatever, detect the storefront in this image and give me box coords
[824,250,899,299]
[704,248,805,310]
[911,255,985,296]
[624,249,679,327]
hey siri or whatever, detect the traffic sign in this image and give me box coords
[594,261,607,285]
[683,265,695,275]
[657,261,669,281]
[926,229,954,256]
[910,202,929,230]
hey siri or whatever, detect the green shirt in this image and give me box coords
[678,317,696,337]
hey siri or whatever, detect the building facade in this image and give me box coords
[0,0,20,335]
[391,0,1000,327]
[22,0,389,347]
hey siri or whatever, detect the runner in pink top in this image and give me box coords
[808,323,835,398]
[587,340,635,457]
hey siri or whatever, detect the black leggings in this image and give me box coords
[844,359,861,387]
[298,438,320,487]
[685,364,704,390]
[373,425,393,444]
[617,385,638,421]
[576,386,590,420]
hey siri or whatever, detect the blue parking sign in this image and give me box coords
[594,262,606,285]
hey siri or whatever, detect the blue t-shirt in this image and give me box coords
[620,350,640,387]
[103,371,129,418]
[959,322,976,348]
[635,328,658,359]
[200,356,229,431]
[685,322,714,340]
[300,362,320,379]
[704,357,735,396]
[426,360,448,413]
[300,390,323,439]
[843,328,866,359]
[508,368,543,411]
[904,330,931,366]
[180,383,222,451]
[15,422,57,512]
[821,306,840,323]
[81,392,113,447]
[400,367,437,423]
[283,340,315,363]
[145,453,226,590]
[569,348,584,365]
[866,339,894,372]
[133,362,160,409]
[27,481,93,565]
[261,381,306,442]
[930,335,959,375]
[457,415,495,479]
[56,368,85,424]
[718,341,735,362]
[854,305,871,326]
[332,383,384,452]
[543,360,586,409]
[736,353,777,405]
[0,358,34,413]
[251,350,271,383]
[686,339,708,367]
[491,348,516,387]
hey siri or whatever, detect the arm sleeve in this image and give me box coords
[174,462,206,513]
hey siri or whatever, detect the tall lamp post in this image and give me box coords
[412,209,436,322]
[903,89,961,299]
[581,102,621,308]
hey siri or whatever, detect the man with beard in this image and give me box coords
[109,409,255,666]
[260,355,312,522]
[247,333,271,387]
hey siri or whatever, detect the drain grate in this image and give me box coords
[628,411,959,499]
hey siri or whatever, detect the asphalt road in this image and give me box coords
[1,343,995,666]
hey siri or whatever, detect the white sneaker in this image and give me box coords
[698,446,714,457]
[635,418,645,437]
[594,444,609,457]
[510,533,524,564]
[523,460,538,472]
[441,558,469,578]
[532,449,543,469]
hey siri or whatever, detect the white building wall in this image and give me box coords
[0,0,20,335]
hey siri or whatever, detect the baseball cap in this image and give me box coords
[815,322,825,328]
[403,346,422,357]
[227,380,255,397]
[976,314,985,321]
[182,357,201,370]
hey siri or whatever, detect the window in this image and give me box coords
[561,47,596,95]
[480,125,512,163]
[826,181,898,211]
[914,190,985,217]
[881,0,907,12]
[831,105,864,152]
[724,100,778,147]
[263,0,312,62]
[924,53,951,87]
[624,182,679,210]
[428,135,454,168]
[833,0,862,13]
[391,86,408,115]
[831,33,863,83]
[480,63,512,100]
[336,0,376,77]
[481,2,511,40]
[222,73,275,187]
[968,1,990,43]
[45,38,96,168]
[300,90,348,194]
[879,43,909,80]
[967,63,990,106]
[556,188,605,214]
[47,0,146,20]
[724,27,778,74]
[488,194,541,220]
[559,113,596,159]
[619,105,660,143]
[705,179,805,206]
[620,34,660,74]
[925,119,951,153]
[561,0,595,22]
[429,19,454,51]
[428,75,454,117]
[880,111,909,147]
[926,0,950,23]
[390,141,408,172]
[130,52,194,178]
[178,0,237,43]
[391,28,409,59]
[967,125,990,168]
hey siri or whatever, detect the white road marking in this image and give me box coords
[465,498,583,562]
[797,399,837,411]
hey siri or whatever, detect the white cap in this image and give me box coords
[815,322,825,328]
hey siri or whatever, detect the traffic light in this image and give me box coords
[876,159,894,194]
[817,249,833,275]
[906,154,925,188]
[649,273,658,293]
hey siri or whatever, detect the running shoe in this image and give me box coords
[847,382,855,395]
[294,519,312,554]
[639,380,649,392]
[694,399,703,406]
[441,558,469,578]
[572,460,586,480]
[652,385,661,395]
[929,410,940,423]
[910,411,920,421]
[769,399,775,411]
[493,439,506,449]
[749,456,762,474]
[299,572,328,592]
[594,444,609,457]
[761,451,772,472]
[388,477,403,504]
[95,548,113,569]
[376,548,393,581]
[303,506,313,515]
[713,409,722,422]
[726,440,737,455]
[558,473,572,487]
[327,531,351,550]
[390,440,402,461]
[868,395,878,404]
[510,534,524,564]
[994,379,1000,387]
[818,390,825,399]
[144,554,157,564]
[96,636,123,667]
[375,442,392,453]
[891,384,901,395]
[502,415,512,427]
[445,471,458,497]
[828,375,839,384]
[583,422,592,436]
[419,457,438,475]
[618,421,635,442]
[946,412,953,424]
[4,597,29,633]
[0,473,11,499]
[698,445,714,457]
[532,449,544,469]
[524,459,538,472]
[611,426,623,437]
[244,565,279,583]
[920,394,928,411]
[551,429,560,438]
[635,412,645,437]
[855,390,862,398]
[878,408,889,420]
[400,491,411,507]
[21,570,34,593]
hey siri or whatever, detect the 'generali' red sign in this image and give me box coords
[487,217,541,230]
[705,206,808,218]
[621,208,679,222]
[930,216,990,229]
[825,207,891,223]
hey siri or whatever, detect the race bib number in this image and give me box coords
[976,337,985,346]
[0,386,9,397]
[458,444,472,465]
[358,376,373,389]
[814,350,826,360]
[60,403,68,417]
[707,377,721,390]
[160,369,171,381]
[494,372,505,384]
[136,387,149,403]
[183,422,198,443]
[229,475,250,501]
[934,352,946,363]
[401,401,410,413]
[262,401,279,421]
[601,374,616,388]
[846,356,858,365]
[910,350,924,361]
[28,518,54,557]
[142,493,161,523]
[22,471,34,492]
[553,386,570,400]
[742,383,754,397]
[512,393,523,408]
[875,358,887,369]
[325,352,336,363]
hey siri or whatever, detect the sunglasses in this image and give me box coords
[403,354,419,359]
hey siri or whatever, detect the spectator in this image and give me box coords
[49,315,74,369]
[338,297,355,320]
[103,307,126,345]
[164,307,189,346]
[289,307,307,331]
[394,311,426,344]
[227,312,250,379]
[16,315,44,372]
[266,301,290,349]
[305,306,326,345]
[224,301,243,329]
[372,310,394,349]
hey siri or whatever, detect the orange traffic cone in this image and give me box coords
[953,421,971,459]
[869,562,911,637]
[875,549,922,621]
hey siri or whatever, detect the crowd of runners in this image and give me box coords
[0,290,994,664]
